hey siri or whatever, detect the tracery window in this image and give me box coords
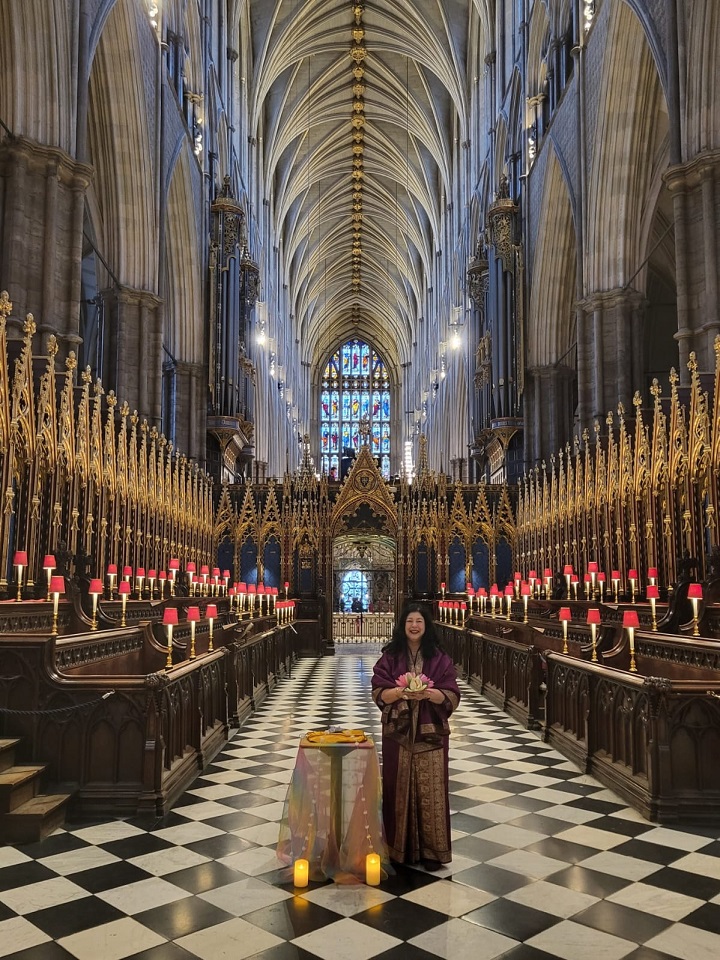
[320,339,391,479]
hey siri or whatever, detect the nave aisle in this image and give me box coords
[1,651,719,960]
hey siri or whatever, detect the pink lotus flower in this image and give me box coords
[396,672,434,691]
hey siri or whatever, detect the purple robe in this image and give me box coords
[372,647,460,863]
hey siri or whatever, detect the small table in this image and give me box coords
[277,735,387,882]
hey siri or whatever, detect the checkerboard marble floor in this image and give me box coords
[2,649,720,960]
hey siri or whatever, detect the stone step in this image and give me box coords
[0,794,71,844]
[0,739,20,773]
[0,765,46,812]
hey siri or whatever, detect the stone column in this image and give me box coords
[526,365,576,464]
[578,288,646,426]
[664,151,720,378]
[0,136,92,356]
[101,286,163,425]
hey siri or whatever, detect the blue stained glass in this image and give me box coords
[330,454,339,474]
[361,344,370,374]
[381,455,390,479]
[321,340,391,472]
[321,455,329,474]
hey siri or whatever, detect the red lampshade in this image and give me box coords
[490,584,499,596]
[89,578,103,594]
[647,567,658,579]
[273,587,279,595]
[136,567,145,578]
[646,585,659,600]
[583,573,591,583]
[529,569,537,579]
[186,561,196,573]
[169,558,180,571]
[43,554,56,569]
[284,581,289,588]
[460,602,467,610]
[148,569,157,579]
[611,570,621,580]
[467,587,475,596]
[628,569,638,580]
[118,580,131,595]
[13,550,28,566]
[623,610,640,628]
[597,572,606,583]
[466,582,473,590]
[228,588,236,597]
[163,607,179,625]
[159,570,167,580]
[563,564,573,575]
[514,571,522,580]
[222,570,230,579]
[238,582,247,592]
[687,582,703,600]
[478,587,487,597]
[50,575,65,594]
[206,604,218,619]
[107,563,117,575]
[571,574,579,583]
[248,584,256,594]
[586,608,601,625]
[521,582,531,597]
[186,605,201,622]
[212,567,220,577]
[453,601,460,609]
[504,585,514,595]
[543,568,552,578]
[257,584,265,594]
[200,564,210,576]
[587,562,599,574]
[440,582,446,589]
[559,606,572,621]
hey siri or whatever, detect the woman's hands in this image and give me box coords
[403,687,444,703]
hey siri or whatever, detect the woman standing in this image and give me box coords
[371,604,460,869]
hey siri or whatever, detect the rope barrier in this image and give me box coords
[0,691,115,716]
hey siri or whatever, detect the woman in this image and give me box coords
[371,604,460,869]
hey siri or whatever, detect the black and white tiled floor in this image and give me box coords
[2,647,720,960]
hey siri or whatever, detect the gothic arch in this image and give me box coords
[0,1,76,152]
[585,1,668,292]
[87,0,157,291]
[528,147,577,368]
[165,149,203,364]
[685,0,720,154]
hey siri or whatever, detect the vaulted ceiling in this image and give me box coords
[246,0,487,374]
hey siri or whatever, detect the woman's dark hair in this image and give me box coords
[383,603,441,658]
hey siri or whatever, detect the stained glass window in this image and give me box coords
[320,339,391,479]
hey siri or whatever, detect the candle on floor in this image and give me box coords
[366,852,381,886]
[293,858,309,887]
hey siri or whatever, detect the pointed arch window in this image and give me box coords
[320,339,391,479]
